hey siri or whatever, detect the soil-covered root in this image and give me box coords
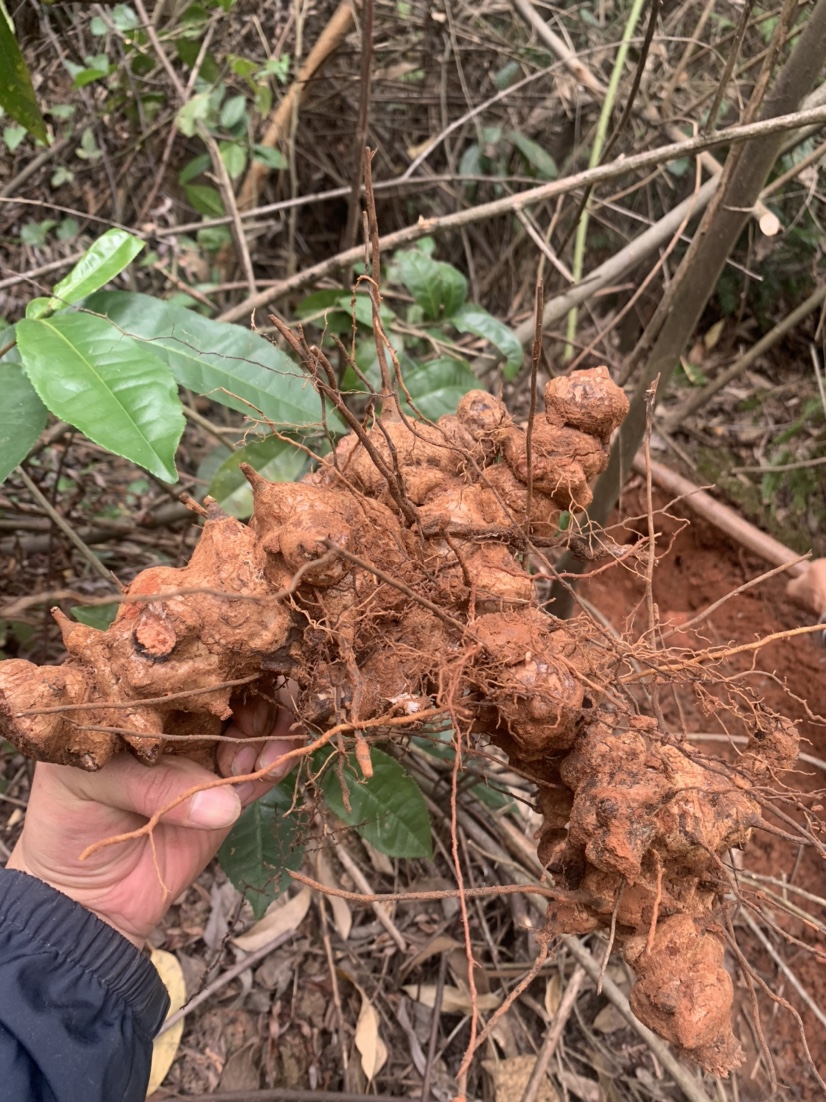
[626,915,742,1076]
[531,710,800,1074]
[0,365,799,1076]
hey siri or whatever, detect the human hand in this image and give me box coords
[787,559,826,617]
[7,693,300,949]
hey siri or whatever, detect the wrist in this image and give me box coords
[6,843,146,951]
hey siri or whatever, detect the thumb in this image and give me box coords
[65,752,242,830]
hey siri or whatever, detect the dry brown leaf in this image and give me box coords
[447,947,491,995]
[402,934,463,978]
[347,977,387,1082]
[146,948,186,1097]
[544,972,561,1018]
[361,837,395,877]
[231,886,311,952]
[316,851,352,941]
[402,983,501,1013]
[557,1068,603,1102]
[593,1003,627,1034]
[482,1054,559,1102]
[355,999,388,1082]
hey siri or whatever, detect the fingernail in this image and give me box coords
[258,740,288,777]
[231,744,257,778]
[189,787,241,829]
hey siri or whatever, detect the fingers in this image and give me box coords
[65,753,242,831]
[216,686,305,803]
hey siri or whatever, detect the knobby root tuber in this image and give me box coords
[0,366,801,1076]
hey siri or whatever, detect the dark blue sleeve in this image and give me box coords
[0,869,170,1102]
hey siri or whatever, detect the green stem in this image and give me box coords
[564,0,647,359]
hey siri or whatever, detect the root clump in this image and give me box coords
[0,365,801,1076]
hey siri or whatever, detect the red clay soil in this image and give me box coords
[582,484,826,1099]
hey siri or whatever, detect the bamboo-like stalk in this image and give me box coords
[564,0,647,359]
[585,0,826,531]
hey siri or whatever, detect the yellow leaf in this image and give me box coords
[703,318,725,352]
[544,973,560,1018]
[339,972,388,1082]
[355,992,388,1082]
[231,886,311,951]
[146,948,186,1097]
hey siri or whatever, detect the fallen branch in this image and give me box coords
[217,101,826,322]
[633,455,810,577]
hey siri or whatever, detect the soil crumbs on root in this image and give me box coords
[582,482,826,1102]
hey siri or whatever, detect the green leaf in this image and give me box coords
[73,68,109,88]
[83,291,343,432]
[494,60,520,91]
[70,603,118,630]
[401,355,477,422]
[253,144,287,170]
[3,123,26,151]
[195,442,232,493]
[175,91,211,137]
[219,140,246,181]
[451,303,523,379]
[667,157,691,178]
[183,183,225,217]
[218,780,307,919]
[294,288,397,340]
[25,297,52,320]
[47,229,145,312]
[0,351,48,483]
[178,152,211,184]
[220,93,247,129]
[337,291,396,332]
[0,1,48,142]
[20,221,56,248]
[459,142,482,180]
[208,434,307,518]
[16,312,184,482]
[471,779,515,812]
[321,746,432,859]
[508,130,558,179]
[56,217,80,243]
[175,39,220,81]
[295,288,349,323]
[196,225,232,253]
[412,727,454,762]
[395,249,467,321]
